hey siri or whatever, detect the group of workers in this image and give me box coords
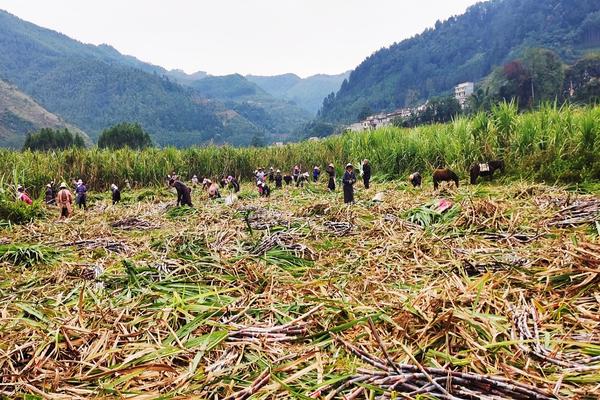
[13,160,372,220]
[15,179,121,220]
[250,159,371,204]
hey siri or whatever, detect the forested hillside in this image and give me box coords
[191,74,311,141]
[0,80,88,148]
[319,0,600,124]
[0,10,277,147]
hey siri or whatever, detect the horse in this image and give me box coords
[469,160,505,184]
[408,172,422,188]
[432,168,459,190]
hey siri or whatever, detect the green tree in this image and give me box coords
[22,128,86,151]
[564,53,600,104]
[522,48,565,105]
[98,123,153,150]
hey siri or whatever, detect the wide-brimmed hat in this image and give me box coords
[60,182,67,189]
[17,185,23,191]
[77,179,83,185]
[346,163,353,168]
[328,163,334,168]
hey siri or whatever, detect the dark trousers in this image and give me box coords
[76,194,86,210]
[363,175,371,189]
[343,185,354,203]
[328,177,335,191]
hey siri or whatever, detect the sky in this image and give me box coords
[0,0,481,77]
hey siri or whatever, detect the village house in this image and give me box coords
[454,82,474,108]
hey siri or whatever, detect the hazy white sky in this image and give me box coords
[0,0,481,77]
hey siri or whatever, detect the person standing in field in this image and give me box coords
[56,183,73,219]
[362,159,372,189]
[45,183,55,205]
[191,175,199,188]
[313,166,320,182]
[326,163,336,191]
[16,185,33,205]
[75,179,87,210]
[111,184,121,205]
[275,170,283,189]
[342,163,357,204]
[169,178,193,207]
[256,167,266,182]
[268,167,275,182]
[292,165,301,184]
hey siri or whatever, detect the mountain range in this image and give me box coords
[0,9,347,148]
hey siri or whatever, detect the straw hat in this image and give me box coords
[60,182,67,189]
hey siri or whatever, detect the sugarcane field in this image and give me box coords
[1,170,599,399]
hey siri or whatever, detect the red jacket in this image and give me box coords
[19,192,33,205]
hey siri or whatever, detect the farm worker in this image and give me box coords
[111,184,121,205]
[191,175,199,188]
[283,174,293,186]
[256,167,266,182]
[268,167,275,182]
[313,166,320,182]
[292,165,301,183]
[297,172,309,187]
[56,182,73,219]
[227,176,240,193]
[45,183,55,205]
[258,180,270,197]
[75,179,87,210]
[326,163,336,191]
[125,179,131,190]
[203,179,220,199]
[342,163,357,204]
[169,178,193,207]
[275,170,283,189]
[362,159,372,189]
[16,185,33,205]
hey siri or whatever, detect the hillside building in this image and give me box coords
[454,82,474,108]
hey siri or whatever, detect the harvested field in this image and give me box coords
[0,180,599,399]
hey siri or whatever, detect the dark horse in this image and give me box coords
[432,168,459,190]
[469,160,505,184]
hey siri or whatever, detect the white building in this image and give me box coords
[454,82,474,108]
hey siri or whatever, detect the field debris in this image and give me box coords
[110,217,158,230]
[545,197,600,227]
[322,220,353,236]
[0,181,599,398]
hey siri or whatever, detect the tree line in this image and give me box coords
[23,123,153,152]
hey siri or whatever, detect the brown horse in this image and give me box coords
[432,168,459,190]
[469,160,505,184]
